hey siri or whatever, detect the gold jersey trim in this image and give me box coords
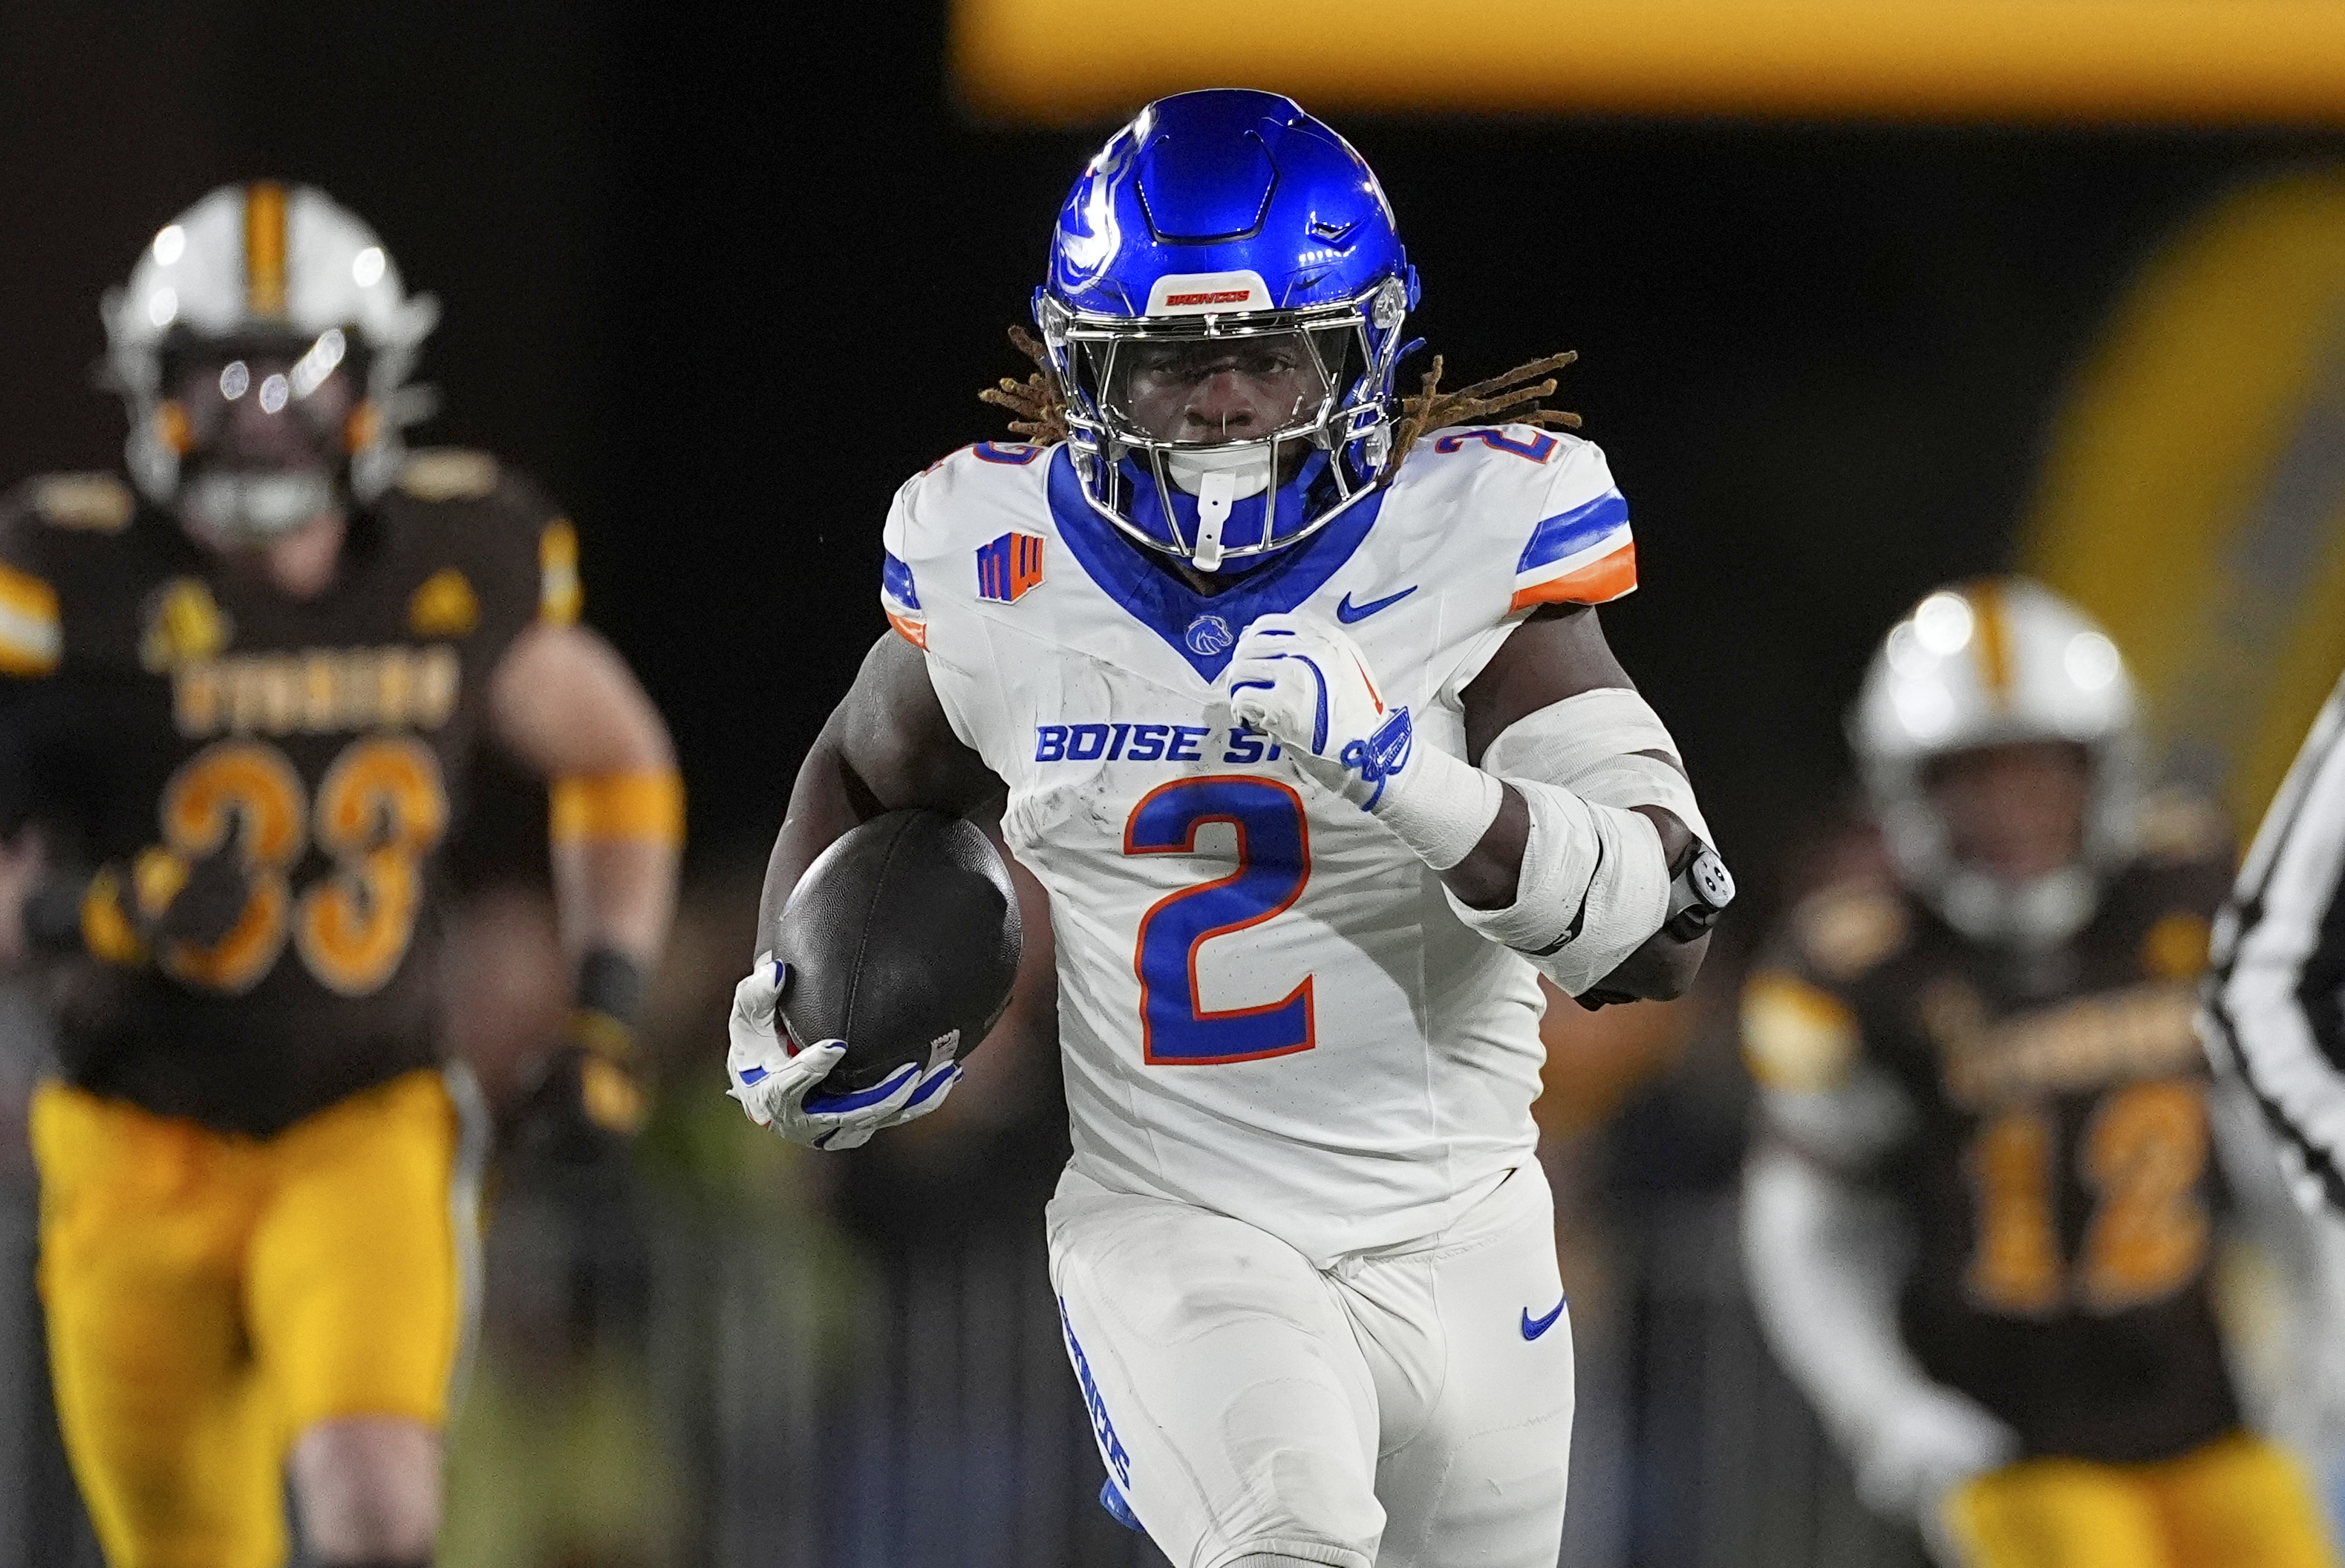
[0,562,61,677]
[538,519,581,626]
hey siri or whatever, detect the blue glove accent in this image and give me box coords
[1272,653,1329,754]
[902,1062,961,1110]
[802,1059,920,1117]
[1099,1477,1144,1532]
[1339,707,1414,810]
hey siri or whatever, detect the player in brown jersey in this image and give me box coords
[0,184,681,1568]
[1739,579,2341,1568]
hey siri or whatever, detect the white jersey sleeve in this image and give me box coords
[876,428,1640,1263]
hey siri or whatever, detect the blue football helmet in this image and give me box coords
[1035,89,1419,572]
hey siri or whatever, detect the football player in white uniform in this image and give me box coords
[726,90,1728,1568]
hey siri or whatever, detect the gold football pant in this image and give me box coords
[1945,1431,2338,1568]
[32,1068,483,1568]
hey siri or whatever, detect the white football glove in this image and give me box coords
[724,954,960,1151]
[1220,612,1415,809]
[1852,1385,2017,1564]
[1219,611,1504,872]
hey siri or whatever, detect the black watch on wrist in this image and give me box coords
[1662,839,1734,942]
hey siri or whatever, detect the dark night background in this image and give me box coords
[5,1,2342,905]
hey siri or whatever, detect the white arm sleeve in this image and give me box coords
[1483,686,1712,843]
[1741,1143,1940,1453]
[1742,1143,2018,1527]
[1439,687,1711,995]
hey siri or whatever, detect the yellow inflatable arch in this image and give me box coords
[2021,169,2345,838]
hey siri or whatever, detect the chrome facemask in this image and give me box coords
[1042,278,1409,572]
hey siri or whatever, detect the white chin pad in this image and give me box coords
[1167,444,1273,498]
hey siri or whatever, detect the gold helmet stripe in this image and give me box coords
[1969,578,2014,704]
[244,181,288,318]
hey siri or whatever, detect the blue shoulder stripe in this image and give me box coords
[1516,491,1628,575]
[882,550,920,610]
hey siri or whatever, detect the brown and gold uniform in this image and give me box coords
[1744,836,2337,1568]
[0,452,578,1568]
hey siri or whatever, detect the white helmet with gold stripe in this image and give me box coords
[1850,577,2139,947]
[101,182,438,527]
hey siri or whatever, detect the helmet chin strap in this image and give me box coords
[180,468,338,546]
[1167,445,1274,574]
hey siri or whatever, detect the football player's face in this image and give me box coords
[1925,741,2093,885]
[169,345,356,472]
[1114,334,1324,444]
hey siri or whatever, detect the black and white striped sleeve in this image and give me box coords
[2206,668,2345,1213]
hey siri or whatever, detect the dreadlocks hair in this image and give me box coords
[976,325,1072,446]
[976,327,1580,470]
[1389,351,1580,467]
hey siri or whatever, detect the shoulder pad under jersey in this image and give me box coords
[1740,879,1911,1096]
[24,473,134,535]
[397,447,502,503]
[1391,425,1637,613]
[880,442,1056,647]
[2132,788,2233,867]
[383,450,581,630]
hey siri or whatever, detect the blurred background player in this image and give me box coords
[1740,578,2342,1567]
[0,183,680,1568]
[727,88,1729,1568]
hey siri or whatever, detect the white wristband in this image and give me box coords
[1374,742,1505,872]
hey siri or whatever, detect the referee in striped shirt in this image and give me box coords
[2208,670,2345,1214]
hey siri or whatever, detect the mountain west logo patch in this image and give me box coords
[976,532,1045,604]
[409,568,480,637]
[140,578,232,673]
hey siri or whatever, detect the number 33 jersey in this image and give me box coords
[0,454,577,1137]
[884,428,1640,1264]
[1742,830,2242,1464]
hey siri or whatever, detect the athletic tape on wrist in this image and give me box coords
[1373,742,1504,872]
[1482,687,1710,843]
[1443,780,1670,995]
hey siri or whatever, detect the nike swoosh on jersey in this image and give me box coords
[1521,1297,1567,1340]
[1335,586,1417,623]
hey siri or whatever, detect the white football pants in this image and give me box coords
[1046,1161,1574,1568]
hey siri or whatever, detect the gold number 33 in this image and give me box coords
[155,736,449,996]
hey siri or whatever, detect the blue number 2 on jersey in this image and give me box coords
[1123,775,1315,1065]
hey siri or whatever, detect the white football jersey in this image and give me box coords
[881,426,1638,1264]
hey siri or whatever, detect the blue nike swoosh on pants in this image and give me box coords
[1335,586,1417,623]
[1521,1297,1566,1340]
